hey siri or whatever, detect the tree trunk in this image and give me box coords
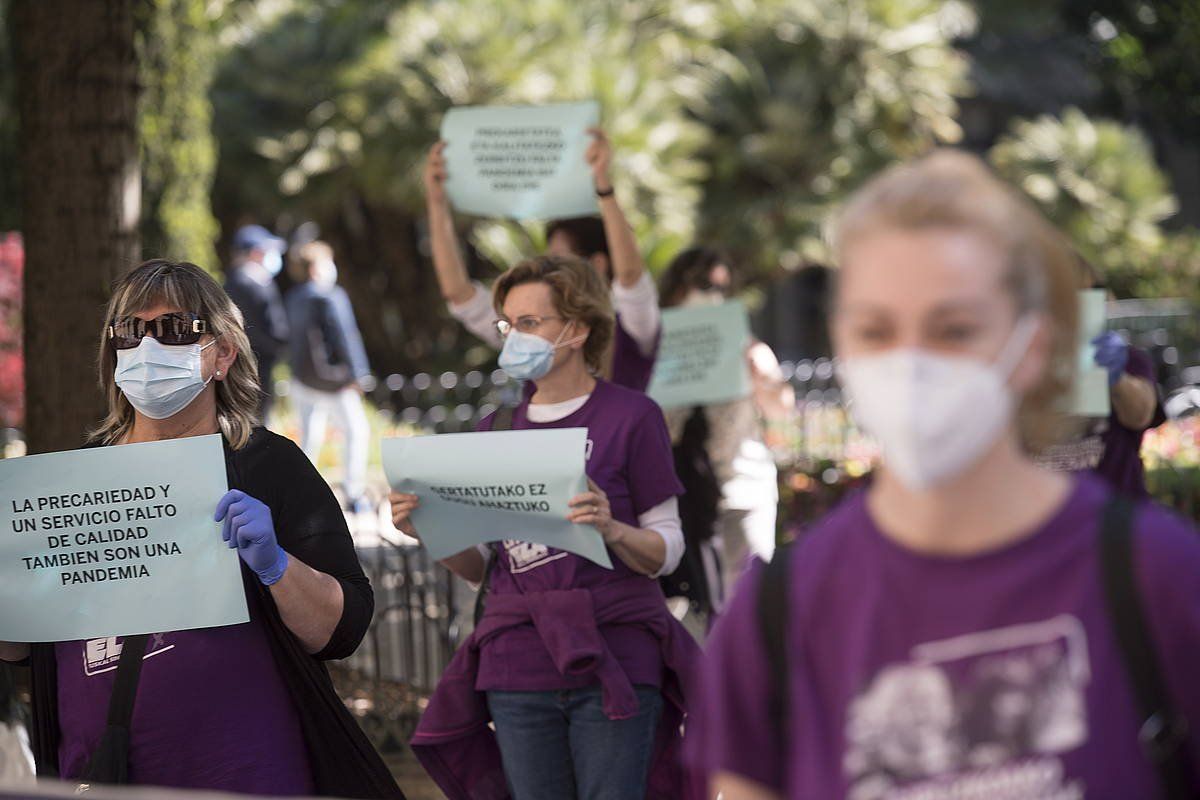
[12,0,140,453]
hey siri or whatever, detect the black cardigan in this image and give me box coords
[28,428,405,799]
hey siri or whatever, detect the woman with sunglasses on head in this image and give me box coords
[0,261,403,798]
[688,152,1200,799]
[392,256,700,800]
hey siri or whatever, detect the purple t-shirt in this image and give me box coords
[689,474,1200,799]
[611,314,658,393]
[476,379,683,692]
[1038,348,1166,498]
[56,601,313,794]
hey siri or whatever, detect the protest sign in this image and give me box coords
[440,101,600,220]
[1065,289,1112,417]
[382,428,612,568]
[648,300,753,409]
[0,434,247,641]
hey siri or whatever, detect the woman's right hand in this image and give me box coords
[389,491,420,538]
[423,141,449,206]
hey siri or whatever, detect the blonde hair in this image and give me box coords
[92,260,262,449]
[288,240,333,284]
[492,255,615,372]
[831,149,1080,451]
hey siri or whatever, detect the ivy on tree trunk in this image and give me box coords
[12,0,140,453]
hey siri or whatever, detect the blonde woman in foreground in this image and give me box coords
[688,152,1200,800]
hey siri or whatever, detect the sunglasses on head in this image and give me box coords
[108,312,210,350]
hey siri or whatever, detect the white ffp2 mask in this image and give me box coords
[115,337,215,420]
[836,317,1039,491]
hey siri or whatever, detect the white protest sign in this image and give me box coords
[0,434,248,641]
[1066,289,1112,417]
[440,101,600,220]
[382,428,612,568]
[648,300,753,409]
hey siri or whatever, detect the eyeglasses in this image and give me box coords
[494,315,565,338]
[108,312,210,350]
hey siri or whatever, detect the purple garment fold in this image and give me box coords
[411,578,702,800]
[611,313,659,393]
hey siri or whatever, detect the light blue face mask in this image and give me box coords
[115,337,215,420]
[261,248,283,277]
[497,322,584,382]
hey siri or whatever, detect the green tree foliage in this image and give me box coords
[988,107,1199,302]
[690,0,973,275]
[1061,0,1200,137]
[137,0,220,272]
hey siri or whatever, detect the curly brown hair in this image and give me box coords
[492,255,615,372]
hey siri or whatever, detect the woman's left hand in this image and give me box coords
[568,479,618,542]
[215,489,289,586]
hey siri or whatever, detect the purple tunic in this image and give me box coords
[56,610,313,794]
[477,378,684,692]
[689,474,1200,798]
[611,314,658,393]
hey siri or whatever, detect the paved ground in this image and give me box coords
[384,752,443,800]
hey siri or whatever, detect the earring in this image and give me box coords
[215,370,222,378]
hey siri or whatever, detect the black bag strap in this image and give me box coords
[78,633,151,785]
[758,545,792,742]
[104,634,150,728]
[1098,495,1195,799]
[473,404,516,627]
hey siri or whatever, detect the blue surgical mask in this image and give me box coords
[498,323,584,382]
[115,337,215,419]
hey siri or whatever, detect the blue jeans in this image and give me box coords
[486,685,663,800]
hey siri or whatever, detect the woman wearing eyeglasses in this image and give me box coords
[0,260,403,798]
[392,255,700,800]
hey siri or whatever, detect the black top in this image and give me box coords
[28,428,405,798]
[224,268,289,364]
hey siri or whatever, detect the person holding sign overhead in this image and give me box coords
[393,256,699,800]
[688,152,1200,800]
[424,124,662,392]
[1037,258,1166,499]
[658,246,792,619]
[0,261,402,798]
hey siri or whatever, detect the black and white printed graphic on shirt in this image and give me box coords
[844,615,1088,800]
[503,540,569,573]
[82,633,174,677]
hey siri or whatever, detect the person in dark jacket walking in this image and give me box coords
[0,260,403,798]
[285,240,373,513]
[225,224,290,419]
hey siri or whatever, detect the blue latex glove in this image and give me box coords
[215,489,289,585]
[1091,331,1129,387]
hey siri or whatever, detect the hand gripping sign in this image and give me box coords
[382,427,612,569]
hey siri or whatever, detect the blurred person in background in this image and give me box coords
[423,129,661,391]
[0,663,34,784]
[285,240,374,514]
[393,256,699,800]
[689,152,1200,799]
[1037,258,1165,499]
[225,224,290,419]
[658,246,794,622]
